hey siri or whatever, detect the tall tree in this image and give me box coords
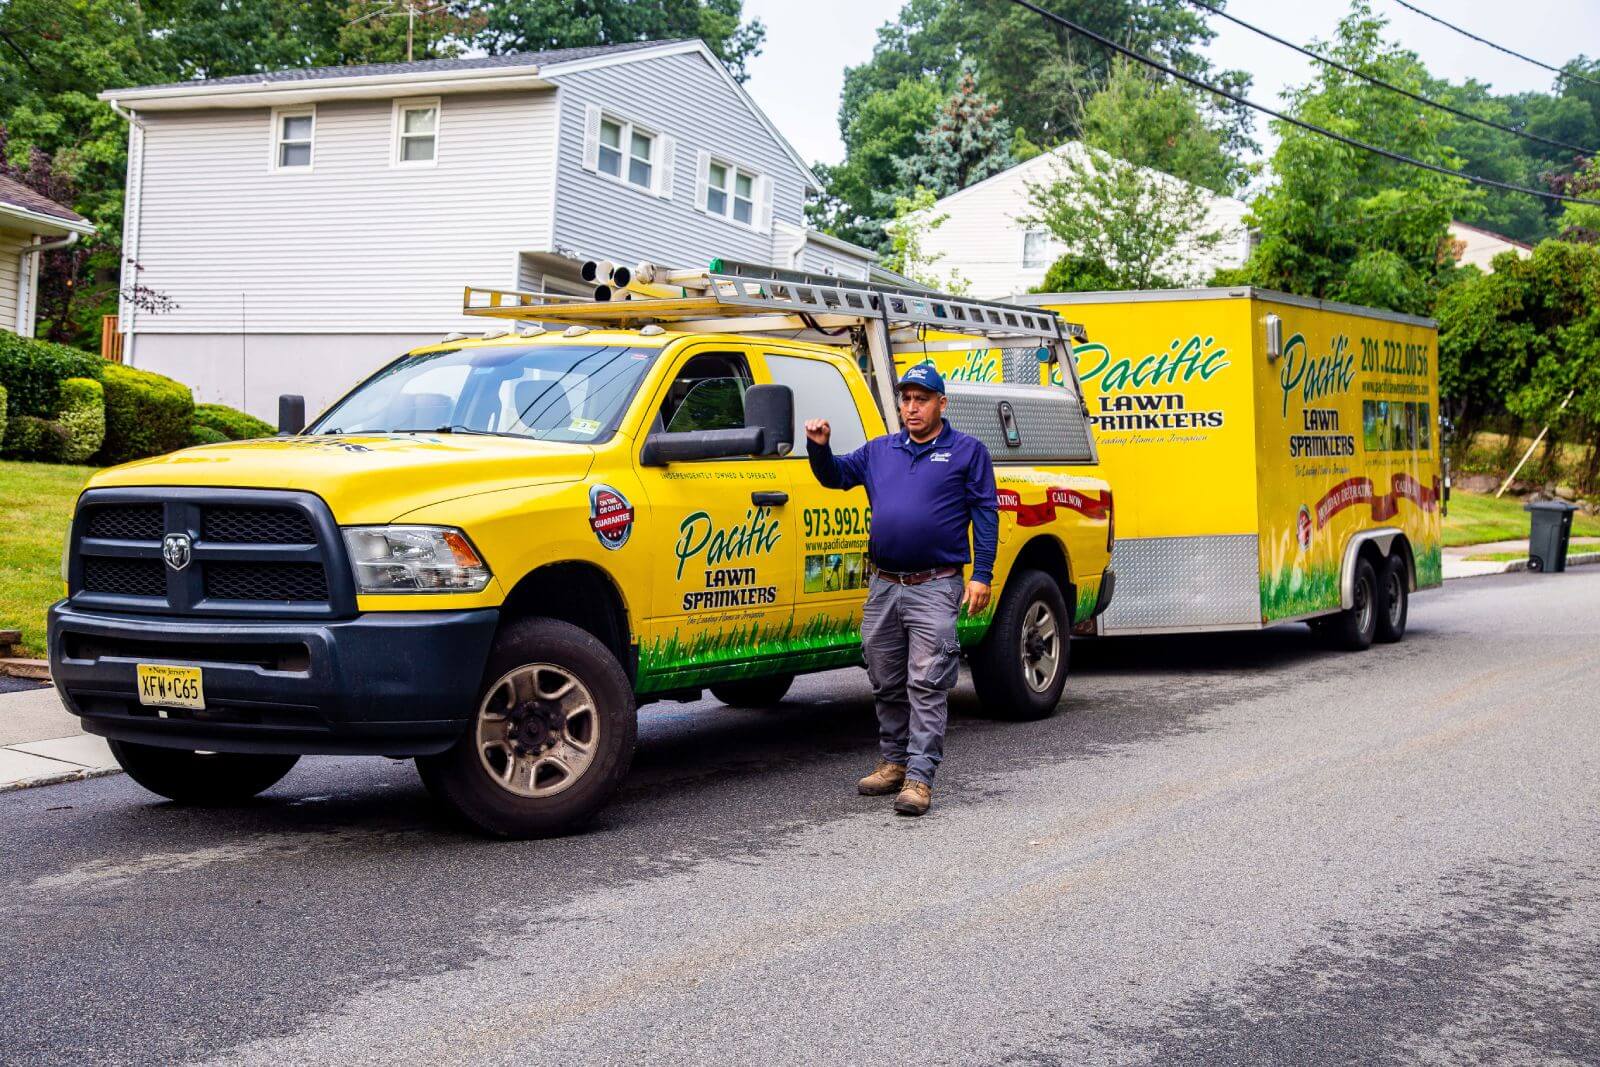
[896,69,1016,200]
[473,0,765,80]
[1231,3,1471,315]
[1077,58,1245,194]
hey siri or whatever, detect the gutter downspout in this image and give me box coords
[19,231,80,337]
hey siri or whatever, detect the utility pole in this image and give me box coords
[406,1,415,62]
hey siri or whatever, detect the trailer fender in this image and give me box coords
[1339,527,1403,610]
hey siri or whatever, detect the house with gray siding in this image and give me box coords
[101,39,875,419]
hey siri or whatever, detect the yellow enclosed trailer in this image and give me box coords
[1010,288,1443,646]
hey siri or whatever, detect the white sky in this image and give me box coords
[741,0,1600,166]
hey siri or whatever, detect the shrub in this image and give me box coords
[193,402,274,441]
[57,377,106,463]
[0,383,7,446]
[0,332,103,419]
[2,414,70,461]
[189,424,229,446]
[98,363,195,465]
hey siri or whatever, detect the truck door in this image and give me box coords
[765,349,881,663]
[632,345,798,693]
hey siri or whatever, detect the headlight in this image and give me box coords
[342,526,491,593]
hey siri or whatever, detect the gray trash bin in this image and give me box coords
[1525,500,1580,573]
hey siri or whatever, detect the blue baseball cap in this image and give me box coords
[897,362,945,395]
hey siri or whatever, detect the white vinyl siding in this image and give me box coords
[393,98,439,165]
[0,227,27,334]
[130,91,558,333]
[553,49,804,267]
[272,106,315,171]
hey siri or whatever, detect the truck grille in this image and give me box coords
[204,562,329,601]
[203,507,315,545]
[70,490,351,618]
[83,557,166,597]
[84,504,164,541]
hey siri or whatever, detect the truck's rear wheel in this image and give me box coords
[710,673,795,707]
[416,617,635,838]
[1326,557,1379,651]
[969,569,1070,721]
[1375,553,1409,644]
[107,740,298,805]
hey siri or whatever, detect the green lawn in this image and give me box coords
[0,461,93,658]
[1443,490,1600,548]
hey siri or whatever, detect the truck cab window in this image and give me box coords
[657,352,752,434]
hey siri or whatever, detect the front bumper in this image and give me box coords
[48,601,498,756]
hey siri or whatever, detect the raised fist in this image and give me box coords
[804,418,831,446]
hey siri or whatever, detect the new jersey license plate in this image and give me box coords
[136,664,205,710]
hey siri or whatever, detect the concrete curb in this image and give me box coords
[1452,550,1600,578]
[0,762,122,794]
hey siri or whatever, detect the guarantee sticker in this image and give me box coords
[589,484,635,550]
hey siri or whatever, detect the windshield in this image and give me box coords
[307,344,657,442]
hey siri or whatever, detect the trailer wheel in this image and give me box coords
[416,617,636,839]
[1375,553,1409,644]
[108,741,298,805]
[969,569,1070,720]
[1326,557,1379,651]
[710,673,795,707]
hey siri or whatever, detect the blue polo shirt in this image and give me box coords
[807,419,999,585]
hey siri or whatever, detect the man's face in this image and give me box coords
[898,385,945,436]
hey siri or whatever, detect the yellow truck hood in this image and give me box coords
[87,434,596,523]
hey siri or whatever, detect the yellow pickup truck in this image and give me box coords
[49,262,1113,836]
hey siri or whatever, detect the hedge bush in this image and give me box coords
[0,383,7,445]
[0,331,102,419]
[57,377,106,463]
[194,402,274,441]
[189,424,229,446]
[2,414,70,461]
[98,363,195,465]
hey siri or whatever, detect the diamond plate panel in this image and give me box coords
[944,382,1094,463]
[1000,346,1044,385]
[1101,535,1261,631]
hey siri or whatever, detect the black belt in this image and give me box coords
[874,566,960,587]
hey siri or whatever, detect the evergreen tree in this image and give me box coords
[897,70,1015,200]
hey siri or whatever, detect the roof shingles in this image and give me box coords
[0,174,88,225]
[112,40,682,95]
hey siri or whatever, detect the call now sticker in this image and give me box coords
[589,484,635,550]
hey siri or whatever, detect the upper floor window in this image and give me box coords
[584,106,673,197]
[273,107,314,171]
[394,99,438,165]
[1022,229,1052,268]
[706,159,758,226]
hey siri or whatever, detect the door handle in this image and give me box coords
[751,491,788,507]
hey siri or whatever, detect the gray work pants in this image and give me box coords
[860,573,963,785]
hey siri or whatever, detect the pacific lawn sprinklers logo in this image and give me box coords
[162,533,192,571]
[588,484,635,550]
[1296,505,1313,552]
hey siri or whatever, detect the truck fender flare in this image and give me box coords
[1339,527,1403,610]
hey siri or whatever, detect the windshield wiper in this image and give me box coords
[422,425,522,438]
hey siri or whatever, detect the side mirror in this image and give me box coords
[641,426,766,466]
[743,384,794,457]
[278,394,306,436]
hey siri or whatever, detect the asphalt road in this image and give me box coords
[4,569,1599,1065]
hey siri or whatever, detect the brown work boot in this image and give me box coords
[894,780,932,816]
[858,760,907,796]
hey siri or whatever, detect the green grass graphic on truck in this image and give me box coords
[1259,561,1341,622]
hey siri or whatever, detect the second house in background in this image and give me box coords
[100,39,877,418]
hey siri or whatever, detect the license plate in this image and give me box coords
[136,664,205,710]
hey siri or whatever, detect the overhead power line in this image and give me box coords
[1390,0,1600,91]
[1185,0,1596,157]
[1001,0,1600,206]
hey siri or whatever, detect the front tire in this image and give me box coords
[969,569,1070,721]
[1326,557,1379,651]
[1375,553,1409,644]
[710,673,795,707]
[416,617,636,839]
[108,740,298,805]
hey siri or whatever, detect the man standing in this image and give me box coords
[804,363,998,817]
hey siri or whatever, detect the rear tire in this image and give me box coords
[970,568,1070,721]
[1326,557,1379,651]
[417,617,636,839]
[1375,553,1409,644]
[108,740,298,805]
[710,673,795,707]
